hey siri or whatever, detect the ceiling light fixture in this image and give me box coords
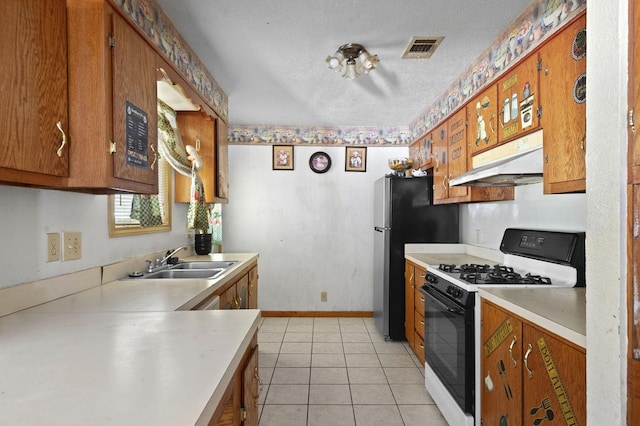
[326,43,379,80]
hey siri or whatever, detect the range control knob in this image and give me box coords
[426,274,438,284]
[446,286,462,298]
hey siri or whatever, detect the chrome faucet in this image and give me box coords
[144,246,187,273]
[160,246,187,265]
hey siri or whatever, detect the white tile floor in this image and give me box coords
[257,316,448,426]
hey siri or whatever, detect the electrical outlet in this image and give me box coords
[320,291,327,302]
[46,233,60,262]
[63,232,82,261]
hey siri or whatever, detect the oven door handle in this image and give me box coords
[423,287,466,315]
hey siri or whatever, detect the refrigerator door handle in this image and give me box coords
[374,226,391,232]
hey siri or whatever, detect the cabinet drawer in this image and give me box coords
[414,332,425,365]
[414,288,426,313]
[415,310,425,340]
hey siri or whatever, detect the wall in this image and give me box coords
[0,185,190,290]
[585,0,627,423]
[222,145,586,311]
[222,145,406,311]
[460,184,586,249]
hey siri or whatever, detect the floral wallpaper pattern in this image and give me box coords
[112,0,229,122]
[410,0,586,139]
[114,0,585,147]
[230,0,585,146]
[229,125,412,146]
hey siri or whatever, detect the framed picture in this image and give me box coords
[309,151,331,173]
[345,146,367,172]
[273,145,294,170]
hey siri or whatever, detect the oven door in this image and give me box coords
[422,284,475,414]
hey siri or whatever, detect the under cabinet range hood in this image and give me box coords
[449,129,544,187]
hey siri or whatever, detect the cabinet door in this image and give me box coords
[540,14,587,194]
[468,84,499,155]
[404,262,416,346]
[432,122,449,201]
[242,345,260,426]
[0,0,68,185]
[481,300,523,426]
[218,284,237,310]
[248,266,258,309]
[522,324,586,425]
[409,141,422,172]
[447,108,469,199]
[216,118,229,202]
[497,54,540,142]
[111,12,158,187]
[175,111,216,202]
[236,274,249,310]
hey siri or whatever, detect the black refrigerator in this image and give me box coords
[373,175,459,340]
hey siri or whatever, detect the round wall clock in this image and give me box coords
[309,151,331,173]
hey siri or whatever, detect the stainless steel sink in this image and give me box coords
[171,260,239,270]
[126,259,239,280]
[141,268,225,280]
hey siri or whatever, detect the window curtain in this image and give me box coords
[156,101,209,232]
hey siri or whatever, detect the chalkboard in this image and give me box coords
[125,101,149,169]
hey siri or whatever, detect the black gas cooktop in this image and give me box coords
[438,263,552,285]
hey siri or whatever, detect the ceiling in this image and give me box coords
[155,0,532,128]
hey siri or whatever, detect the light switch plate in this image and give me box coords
[63,232,82,261]
[46,233,60,262]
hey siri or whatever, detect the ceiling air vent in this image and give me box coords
[402,36,444,59]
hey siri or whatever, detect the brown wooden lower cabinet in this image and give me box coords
[215,262,258,310]
[405,260,426,363]
[481,299,585,425]
[209,334,259,426]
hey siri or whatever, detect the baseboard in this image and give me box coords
[261,311,373,318]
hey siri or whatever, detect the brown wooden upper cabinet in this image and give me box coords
[216,119,230,203]
[157,58,230,205]
[467,84,499,156]
[409,133,434,171]
[432,110,513,205]
[539,14,587,194]
[497,54,540,143]
[447,108,470,200]
[66,0,158,194]
[432,121,449,202]
[174,111,217,203]
[0,0,69,188]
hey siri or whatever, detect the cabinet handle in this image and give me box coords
[508,335,518,367]
[55,121,66,157]
[489,112,496,134]
[420,320,424,325]
[629,108,636,133]
[410,272,414,287]
[254,366,263,392]
[149,144,157,170]
[420,297,425,302]
[434,155,439,172]
[524,343,533,378]
[419,273,426,279]
[580,133,586,153]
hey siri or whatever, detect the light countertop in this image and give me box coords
[405,243,503,269]
[2,253,262,425]
[404,244,585,348]
[479,287,586,348]
[27,253,259,312]
[0,309,260,425]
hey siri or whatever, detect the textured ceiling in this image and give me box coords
[155,0,532,128]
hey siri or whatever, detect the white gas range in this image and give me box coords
[407,228,586,426]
